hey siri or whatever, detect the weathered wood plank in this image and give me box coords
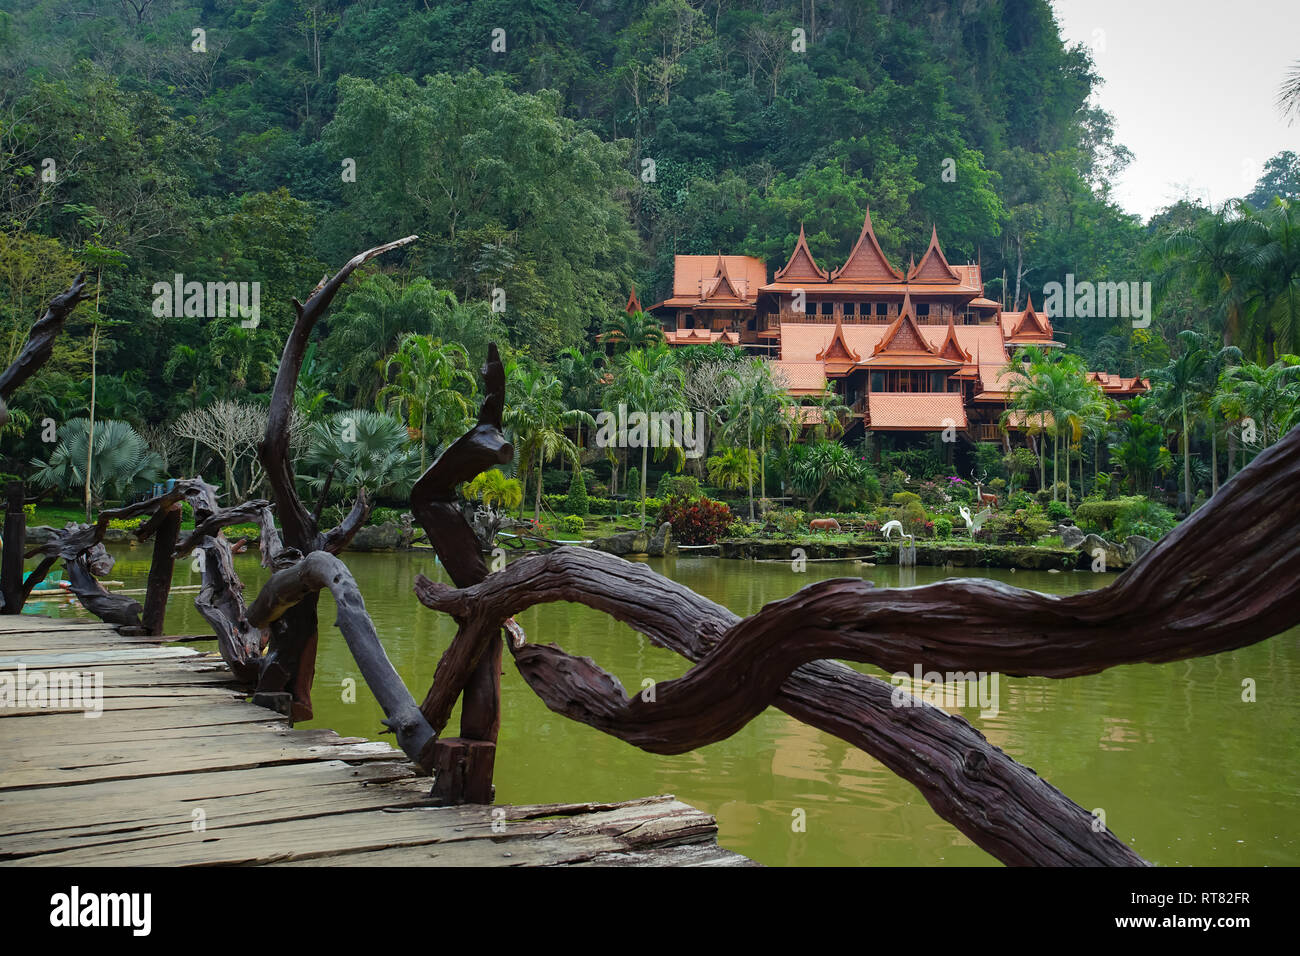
[0,618,748,867]
[9,798,722,867]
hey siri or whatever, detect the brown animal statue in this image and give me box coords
[809,517,842,532]
[971,470,998,511]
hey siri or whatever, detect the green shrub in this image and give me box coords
[625,467,641,498]
[988,477,1007,494]
[725,520,760,538]
[933,516,953,539]
[367,506,403,526]
[656,474,700,501]
[891,491,922,507]
[557,515,586,534]
[107,517,142,531]
[1114,498,1176,540]
[1045,500,1072,521]
[775,510,806,535]
[23,503,36,521]
[565,468,590,516]
[1006,490,1033,511]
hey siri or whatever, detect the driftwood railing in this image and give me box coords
[9,253,1299,866]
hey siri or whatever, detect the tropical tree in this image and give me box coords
[376,334,477,473]
[504,363,590,521]
[302,409,422,501]
[706,446,756,492]
[30,418,163,511]
[1146,347,1210,511]
[605,345,686,527]
[786,440,862,512]
[600,309,664,354]
[1218,356,1300,464]
[715,359,790,520]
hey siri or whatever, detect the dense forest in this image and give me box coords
[2,0,1297,515]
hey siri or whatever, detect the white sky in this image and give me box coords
[1052,0,1299,220]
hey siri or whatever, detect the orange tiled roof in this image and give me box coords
[625,286,643,314]
[774,224,829,282]
[769,360,827,394]
[906,226,962,284]
[663,328,740,345]
[867,393,967,430]
[830,208,904,283]
[653,255,766,309]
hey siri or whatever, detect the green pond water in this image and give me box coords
[24,545,1299,867]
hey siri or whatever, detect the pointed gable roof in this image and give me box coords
[871,293,939,357]
[700,254,746,302]
[774,224,828,282]
[907,226,962,283]
[625,286,643,314]
[1010,294,1053,337]
[936,315,972,363]
[830,208,904,282]
[815,314,862,370]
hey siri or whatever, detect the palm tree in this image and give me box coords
[376,334,477,473]
[555,346,605,466]
[1219,357,1300,461]
[1108,397,1165,496]
[1237,199,1300,364]
[788,440,861,512]
[303,409,423,501]
[606,345,686,528]
[1176,329,1241,496]
[504,364,589,521]
[1002,347,1061,495]
[600,309,665,354]
[30,418,163,510]
[706,447,756,492]
[1146,348,1210,511]
[322,274,449,403]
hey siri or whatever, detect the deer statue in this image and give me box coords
[971,470,998,511]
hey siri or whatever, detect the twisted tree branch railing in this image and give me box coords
[410,406,1300,865]
[251,236,416,719]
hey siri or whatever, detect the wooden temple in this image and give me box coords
[645,210,1147,445]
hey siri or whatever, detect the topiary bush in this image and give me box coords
[565,468,590,516]
[934,516,953,539]
[656,474,701,501]
[625,467,641,499]
[1045,500,1072,521]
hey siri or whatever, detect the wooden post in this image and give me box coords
[1,481,26,614]
[142,504,181,635]
[428,739,496,805]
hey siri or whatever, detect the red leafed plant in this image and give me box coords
[658,495,733,545]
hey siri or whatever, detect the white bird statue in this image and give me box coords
[958,505,993,536]
[881,519,913,546]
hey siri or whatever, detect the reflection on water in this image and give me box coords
[25,544,1300,866]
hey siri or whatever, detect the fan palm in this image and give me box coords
[30,418,163,511]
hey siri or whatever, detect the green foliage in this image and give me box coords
[656,473,701,502]
[774,510,807,535]
[367,507,404,527]
[465,470,524,512]
[1113,499,1176,540]
[565,468,590,517]
[933,516,953,540]
[29,419,163,509]
[625,467,641,499]
[1045,500,1072,521]
[557,515,586,534]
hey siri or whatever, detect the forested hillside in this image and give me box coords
[1,0,1296,487]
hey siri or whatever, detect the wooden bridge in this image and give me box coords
[0,615,751,867]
